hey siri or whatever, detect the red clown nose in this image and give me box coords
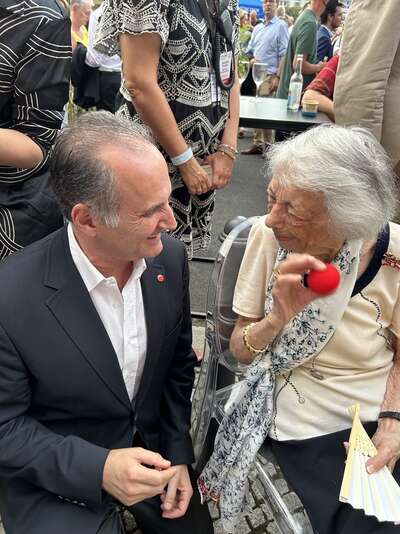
[304,264,340,295]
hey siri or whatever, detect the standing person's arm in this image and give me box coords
[293,19,324,75]
[85,10,101,68]
[302,54,338,119]
[3,13,71,177]
[0,129,44,168]
[271,22,289,91]
[294,52,324,75]
[205,62,240,190]
[120,33,211,196]
[302,89,334,118]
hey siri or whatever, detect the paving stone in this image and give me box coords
[283,491,304,513]
[274,477,289,495]
[266,519,282,533]
[247,489,256,509]
[261,502,274,522]
[247,507,267,530]
[265,462,277,478]
[251,479,266,502]
[236,517,252,534]
[257,455,268,465]
[293,511,313,533]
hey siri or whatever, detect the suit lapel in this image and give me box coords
[135,259,167,405]
[44,229,131,411]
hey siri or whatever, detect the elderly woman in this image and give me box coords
[199,124,400,533]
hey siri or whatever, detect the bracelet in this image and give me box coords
[242,322,267,356]
[217,147,236,160]
[378,411,400,422]
[170,146,193,166]
[218,143,238,160]
[217,146,236,161]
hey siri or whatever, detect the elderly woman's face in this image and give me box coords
[266,177,342,258]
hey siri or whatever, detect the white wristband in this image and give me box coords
[170,146,193,166]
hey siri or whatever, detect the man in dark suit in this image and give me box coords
[317,0,343,61]
[0,111,213,534]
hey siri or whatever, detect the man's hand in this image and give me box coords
[205,151,234,190]
[160,465,193,519]
[367,418,400,473]
[179,157,212,195]
[102,447,176,506]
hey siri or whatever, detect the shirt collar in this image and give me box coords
[321,24,333,36]
[264,15,278,25]
[67,223,146,293]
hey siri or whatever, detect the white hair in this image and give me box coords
[267,124,398,240]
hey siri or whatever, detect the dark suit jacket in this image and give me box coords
[0,227,196,534]
[317,25,333,61]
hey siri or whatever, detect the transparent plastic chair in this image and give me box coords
[191,217,312,534]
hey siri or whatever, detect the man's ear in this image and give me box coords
[70,203,99,237]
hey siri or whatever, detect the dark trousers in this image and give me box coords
[270,423,400,534]
[98,71,121,113]
[129,467,213,534]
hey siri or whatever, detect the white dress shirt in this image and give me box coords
[85,5,121,72]
[68,224,147,401]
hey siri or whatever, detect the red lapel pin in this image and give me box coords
[157,274,165,283]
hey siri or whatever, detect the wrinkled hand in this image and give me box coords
[205,151,234,190]
[367,419,400,473]
[160,465,193,519]
[179,157,212,195]
[102,447,175,506]
[270,254,327,326]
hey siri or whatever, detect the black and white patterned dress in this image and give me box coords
[0,0,71,259]
[95,0,238,257]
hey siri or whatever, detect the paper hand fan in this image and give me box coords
[339,404,400,523]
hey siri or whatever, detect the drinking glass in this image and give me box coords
[252,62,268,102]
[238,59,250,87]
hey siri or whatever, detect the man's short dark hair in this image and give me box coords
[321,0,342,24]
[49,111,153,227]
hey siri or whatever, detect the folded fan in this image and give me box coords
[339,404,400,524]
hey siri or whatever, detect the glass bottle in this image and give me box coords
[287,54,303,111]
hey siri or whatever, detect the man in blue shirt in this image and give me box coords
[241,0,289,155]
[317,0,343,61]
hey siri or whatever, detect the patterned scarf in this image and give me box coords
[198,239,362,532]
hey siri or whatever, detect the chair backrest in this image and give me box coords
[206,216,258,371]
